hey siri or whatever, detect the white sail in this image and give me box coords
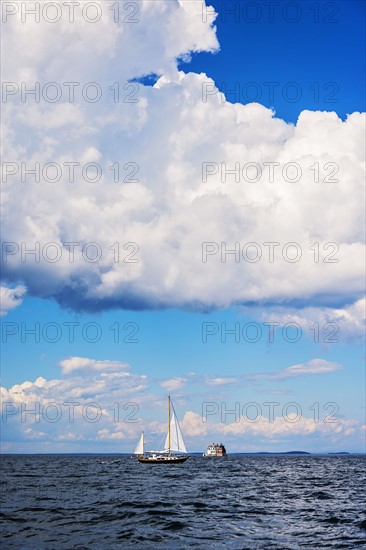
[163,404,187,454]
[134,432,144,455]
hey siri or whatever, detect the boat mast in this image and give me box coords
[142,431,144,456]
[168,395,171,456]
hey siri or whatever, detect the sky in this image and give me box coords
[1,0,365,454]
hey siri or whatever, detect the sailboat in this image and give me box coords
[133,431,145,457]
[136,396,189,464]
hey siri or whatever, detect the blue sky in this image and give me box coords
[180,0,366,122]
[1,0,365,453]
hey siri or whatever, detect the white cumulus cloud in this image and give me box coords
[1,0,364,327]
[0,285,26,316]
[180,410,362,453]
[0,357,148,450]
[0,356,363,452]
[160,377,186,391]
[247,297,366,342]
[59,356,131,375]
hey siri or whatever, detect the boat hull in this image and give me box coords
[138,455,189,464]
[203,454,227,457]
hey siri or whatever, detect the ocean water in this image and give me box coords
[1,454,365,549]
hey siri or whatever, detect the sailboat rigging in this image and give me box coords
[135,396,189,464]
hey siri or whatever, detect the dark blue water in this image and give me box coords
[1,455,365,549]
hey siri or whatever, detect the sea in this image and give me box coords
[1,454,365,549]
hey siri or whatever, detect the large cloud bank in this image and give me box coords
[1,356,363,452]
[1,0,365,315]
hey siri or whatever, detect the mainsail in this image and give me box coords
[134,432,144,455]
[163,403,187,454]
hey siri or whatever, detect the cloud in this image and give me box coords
[59,356,130,375]
[244,297,366,341]
[180,410,362,452]
[0,285,26,316]
[1,357,149,449]
[0,356,362,452]
[249,358,343,381]
[1,0,219,83]
[205,377,238,386]
[160,377,186,391]
[1,1,364,320]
